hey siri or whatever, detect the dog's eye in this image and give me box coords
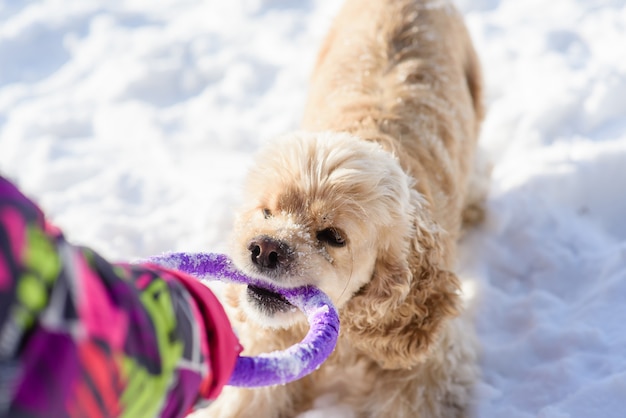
[316,228,346,247]
[262,208,272,219]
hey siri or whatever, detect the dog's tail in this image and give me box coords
[464,39,485,129]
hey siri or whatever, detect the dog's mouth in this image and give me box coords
[246,284,294,316]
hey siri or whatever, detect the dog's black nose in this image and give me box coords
[248,236,290,270]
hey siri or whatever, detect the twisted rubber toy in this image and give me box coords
[147,252,339,388]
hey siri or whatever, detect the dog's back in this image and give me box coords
[302,0,484,245]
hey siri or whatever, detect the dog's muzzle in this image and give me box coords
[246,284,294,315]
[248,236,292,271]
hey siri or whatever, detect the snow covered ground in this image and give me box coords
[1,0,625,416]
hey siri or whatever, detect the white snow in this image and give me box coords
[2,0,626,416]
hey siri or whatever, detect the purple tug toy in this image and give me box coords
[148,252,340,388]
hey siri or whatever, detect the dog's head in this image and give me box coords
[230,131,459,368]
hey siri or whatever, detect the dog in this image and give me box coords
[202,0,485,416]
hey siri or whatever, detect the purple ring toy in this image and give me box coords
[147,252,340,388]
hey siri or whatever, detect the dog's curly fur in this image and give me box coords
[200,0,486,416]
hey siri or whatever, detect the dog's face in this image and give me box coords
[230,132,415,328]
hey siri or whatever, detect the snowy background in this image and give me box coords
[1,0,625,416]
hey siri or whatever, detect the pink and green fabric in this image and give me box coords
[0,176,240,418]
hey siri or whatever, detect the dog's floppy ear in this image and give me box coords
[342,191,460,369]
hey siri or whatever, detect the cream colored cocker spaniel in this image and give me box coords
[201,0,486,416]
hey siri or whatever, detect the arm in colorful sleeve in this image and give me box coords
[0,176,241,418]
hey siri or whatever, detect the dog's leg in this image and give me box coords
[195,285,313,417]
[197,385,297,418]
[344,320,478,418]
